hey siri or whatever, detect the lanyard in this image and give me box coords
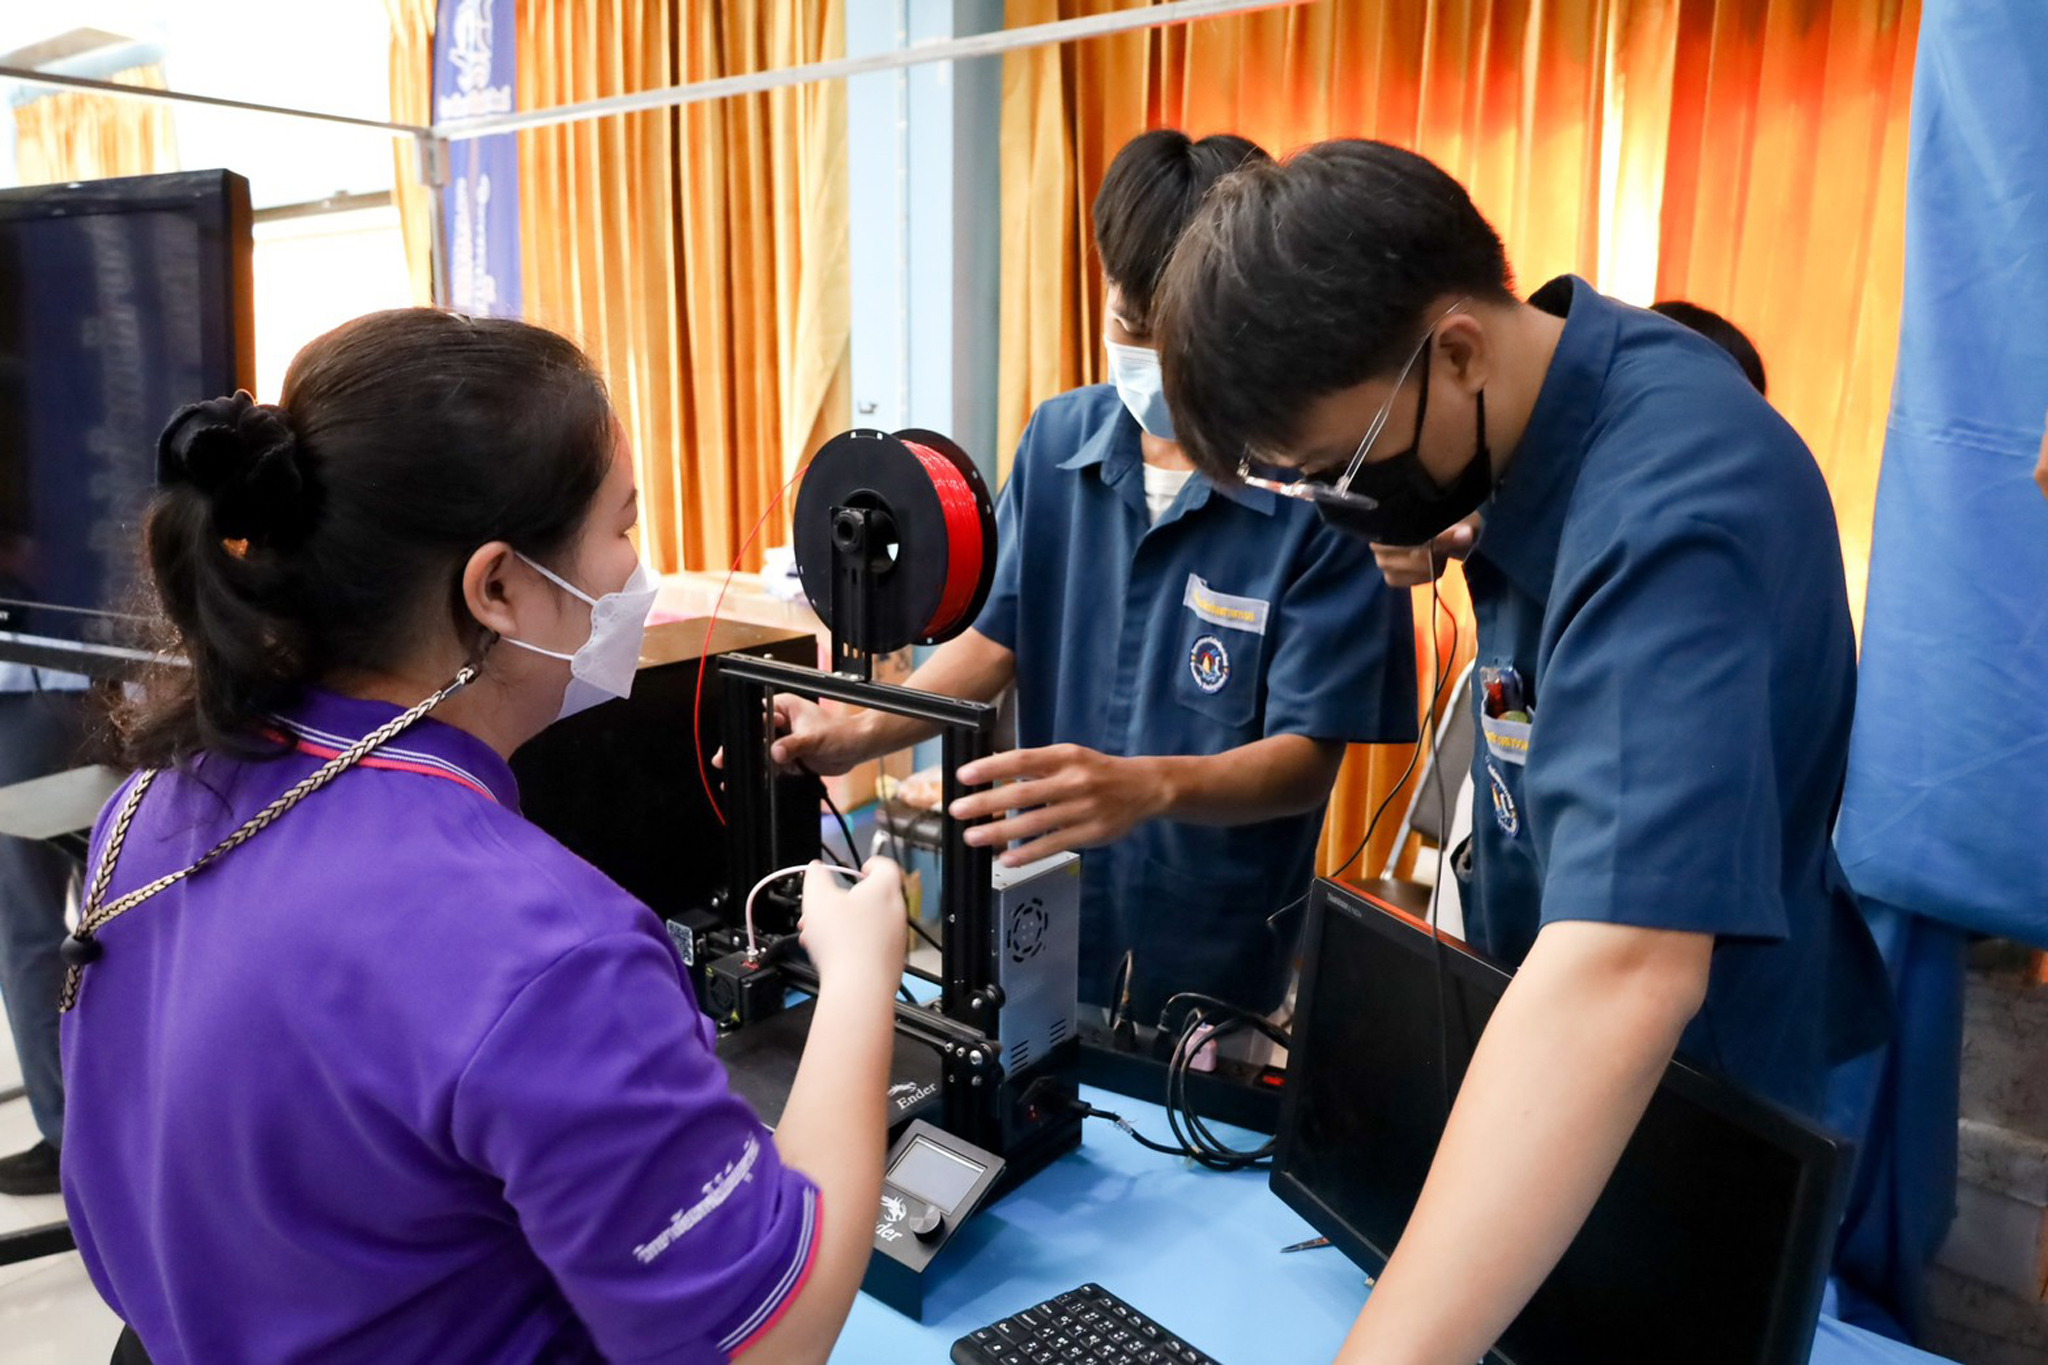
[59,668,476,1013]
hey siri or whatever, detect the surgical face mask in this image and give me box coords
[500,553,658,720]
[1104,336,1177,441]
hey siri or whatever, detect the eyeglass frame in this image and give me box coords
[1236,298,1470,511]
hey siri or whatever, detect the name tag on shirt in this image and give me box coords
[1183,574,1269,636]
[1480,713,1532,766]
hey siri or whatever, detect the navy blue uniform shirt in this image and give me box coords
[1461,276,1888,1117]
[975,386,1416,1018]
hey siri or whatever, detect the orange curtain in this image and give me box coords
[12,65,179,185]
[514,0,848,577]
[385,0,438,306]
[672,0,850,574]
[516,0,687,569]
[999,0,1918,880]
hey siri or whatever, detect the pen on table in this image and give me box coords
[1280,1236,1331,1253]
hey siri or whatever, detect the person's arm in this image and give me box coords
[1336,919,1712,1365]
[765,629,1017,776]
[735,861,905,1363]
[948,733,1343,868]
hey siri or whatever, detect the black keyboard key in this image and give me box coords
[952,1284,1223,1365]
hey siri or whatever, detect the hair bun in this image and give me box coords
[158,392,317,545]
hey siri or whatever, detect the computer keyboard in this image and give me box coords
[950,1282,1224,1365]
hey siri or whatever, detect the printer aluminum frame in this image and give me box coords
[718,652,1084,1189]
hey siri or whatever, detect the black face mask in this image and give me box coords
[1313,366,1493,547]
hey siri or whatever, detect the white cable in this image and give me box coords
[743,862,864,962]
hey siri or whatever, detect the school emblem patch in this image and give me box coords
[1487,758,1520,838]
[1189,634,1230,693]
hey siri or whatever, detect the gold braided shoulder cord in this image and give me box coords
[60,667,478,1013]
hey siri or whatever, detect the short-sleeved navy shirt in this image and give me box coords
[1460,276,1887,1117]
[976,386,1416,1018]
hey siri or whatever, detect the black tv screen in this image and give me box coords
[0,169,252,656]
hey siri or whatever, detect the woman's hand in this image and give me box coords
[798,859,905,991]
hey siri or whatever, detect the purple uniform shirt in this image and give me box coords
[60,689,819,1363]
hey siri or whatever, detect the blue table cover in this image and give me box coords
[831,1086,1953,1362]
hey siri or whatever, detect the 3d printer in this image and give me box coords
[516,427,1084,1317]
[720,426,1082,1154]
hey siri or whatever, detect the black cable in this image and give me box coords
[905,908,943,954]
[1158,992,1291,1171]
[1266,572,1466,931]
[877,785,943,955]
[1068,990,1291,1172]
[815,766,944,955]
[1329,584,1464,883]
[815,773,861,869]
[1070,1099,1188,1157]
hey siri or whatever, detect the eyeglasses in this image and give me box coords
[1237,299,1467,513]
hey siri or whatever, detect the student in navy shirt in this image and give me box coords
[61,310,905,1363]
[770,131,1415,1022]
[1156,140,1888,1363]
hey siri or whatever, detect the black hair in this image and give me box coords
[1092,129,1270,334]
[1650,300,1767,396]
[118,309,615,768]
[1154,139,1516,478]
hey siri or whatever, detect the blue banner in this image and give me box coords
[1836,0,2048,945]
[433,0,521,317]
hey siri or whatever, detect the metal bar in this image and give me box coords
[716,654,995,728]
[417,135,451,309]
[0,633,164,680]
[0,66,428,136]
[778,961,988,1052]
[940,719,997,1146]
[437,0,1310,141]
[721,670,776,916]
[251,189,395,226]
[0,1221,75,1267]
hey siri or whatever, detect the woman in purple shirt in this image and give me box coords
[59,309,904,1363]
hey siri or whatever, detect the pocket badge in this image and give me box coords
[1189,634,1230,693]
[1487,757,1520,838]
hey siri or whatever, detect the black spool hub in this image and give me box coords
[793,429,996,661]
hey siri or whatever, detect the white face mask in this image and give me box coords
[500,553,659,721]
[1104,337,1177,441]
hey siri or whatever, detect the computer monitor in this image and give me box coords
[1271,879,1849,1365]
[0,170,254,671]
